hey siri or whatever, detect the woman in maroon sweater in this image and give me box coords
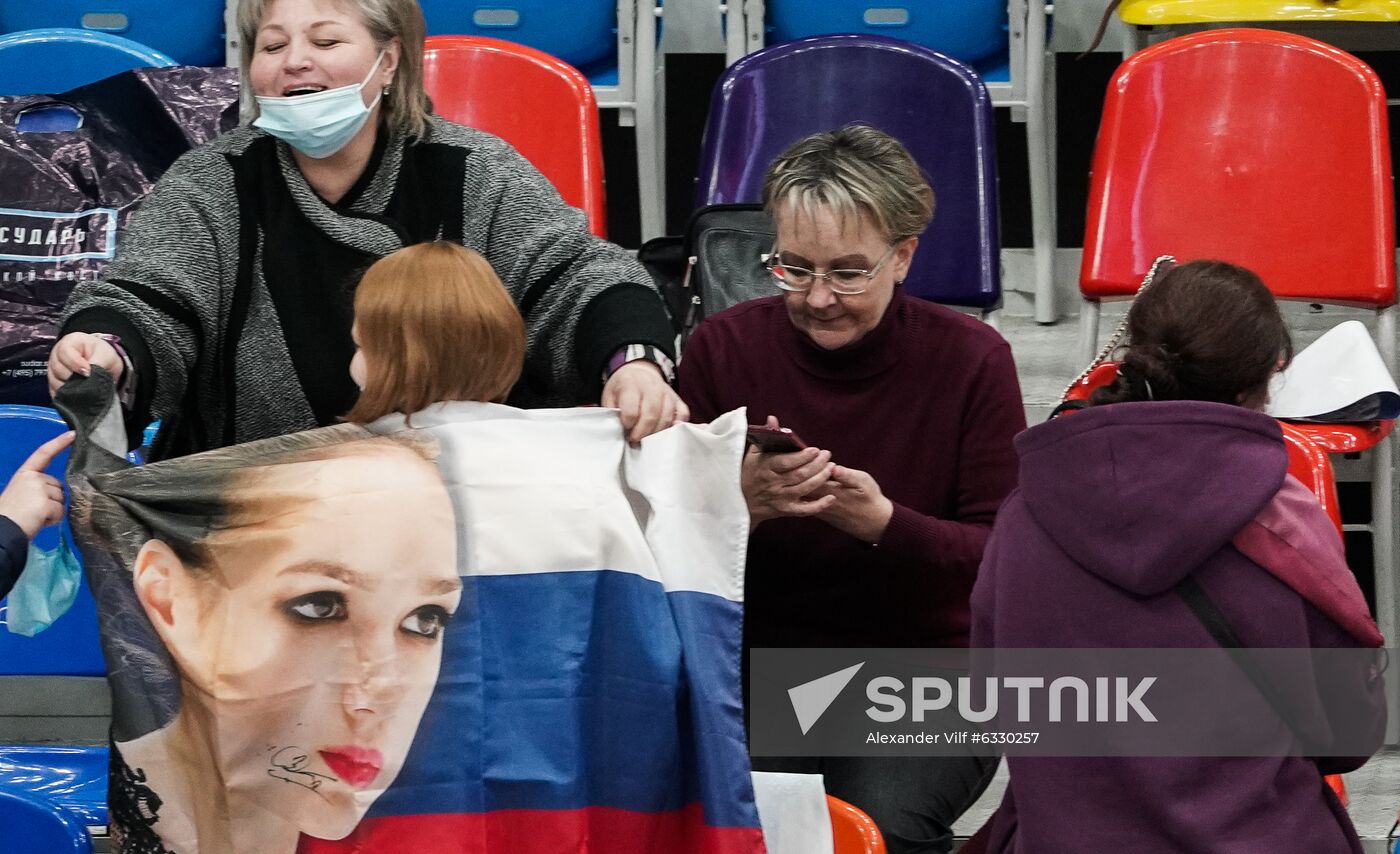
[678,125,1025,854]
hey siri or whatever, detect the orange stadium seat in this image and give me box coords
[828,794,887,854]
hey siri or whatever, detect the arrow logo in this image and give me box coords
[788,662,865,735]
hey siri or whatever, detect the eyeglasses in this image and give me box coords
[763,243,899,296]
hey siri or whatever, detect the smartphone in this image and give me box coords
[746,425,808,454]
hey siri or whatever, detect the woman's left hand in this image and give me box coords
[815,465,895,544]
[603,361,690,444]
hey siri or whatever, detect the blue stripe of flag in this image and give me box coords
[371,570,758,830]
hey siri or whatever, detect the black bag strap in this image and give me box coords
[1176,576,1310,744]
[1045,399,1088,421]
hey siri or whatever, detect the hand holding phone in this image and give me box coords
[741,421,834,528]
[746,425,808,454]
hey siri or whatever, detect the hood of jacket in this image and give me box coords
[1014,401,1287,596]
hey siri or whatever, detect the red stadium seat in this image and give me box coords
[1279,423,1344,535]
[1078,30,1393,321]
[1074,29,1397,672]
[1061,362,1120,406]
[422,35,607,238]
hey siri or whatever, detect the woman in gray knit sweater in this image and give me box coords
[47,0,685,461]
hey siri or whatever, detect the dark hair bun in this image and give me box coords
[1087,260,1291,408]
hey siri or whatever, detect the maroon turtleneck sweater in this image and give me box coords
[679,290,1025,647]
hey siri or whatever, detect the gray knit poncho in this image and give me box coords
[62,117,673,459]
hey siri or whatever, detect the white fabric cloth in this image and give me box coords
[1267,320,1399,421]
[751,771,834,854]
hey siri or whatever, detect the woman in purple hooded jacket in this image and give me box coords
[969,260,1386,854]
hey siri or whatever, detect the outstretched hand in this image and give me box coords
[0,431,75,538]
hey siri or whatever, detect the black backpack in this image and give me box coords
[639,203,775,345]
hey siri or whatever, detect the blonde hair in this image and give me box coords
[345,242,526,422]
[237,0,433,139]
[762,124,934,243]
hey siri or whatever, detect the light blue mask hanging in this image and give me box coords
[4,534,81,637]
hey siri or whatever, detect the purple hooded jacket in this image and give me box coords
[970,401,1385,854]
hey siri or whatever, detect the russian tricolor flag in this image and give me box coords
[301,403,766,853]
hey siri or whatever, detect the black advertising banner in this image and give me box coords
[0,66,239,405]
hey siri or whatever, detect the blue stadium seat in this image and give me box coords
[0,410,108,839]
[767,0,1008,71]
[0,28,174,96]
[0,1,223,66]
[0,405,104,676]
[0,745,107,830]
[0,784,92,853]
[418,0,617,83]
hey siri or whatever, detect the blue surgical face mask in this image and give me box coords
[4,536,82,637]
[253,50,386,159]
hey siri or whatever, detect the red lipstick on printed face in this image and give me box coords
[318,746,383,789]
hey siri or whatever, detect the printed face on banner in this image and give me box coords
[72,404,762,854]
[117,436,461,844]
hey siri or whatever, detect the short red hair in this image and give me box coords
[345,242,525,423]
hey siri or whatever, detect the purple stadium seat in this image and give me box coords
[695,34,1000,309]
